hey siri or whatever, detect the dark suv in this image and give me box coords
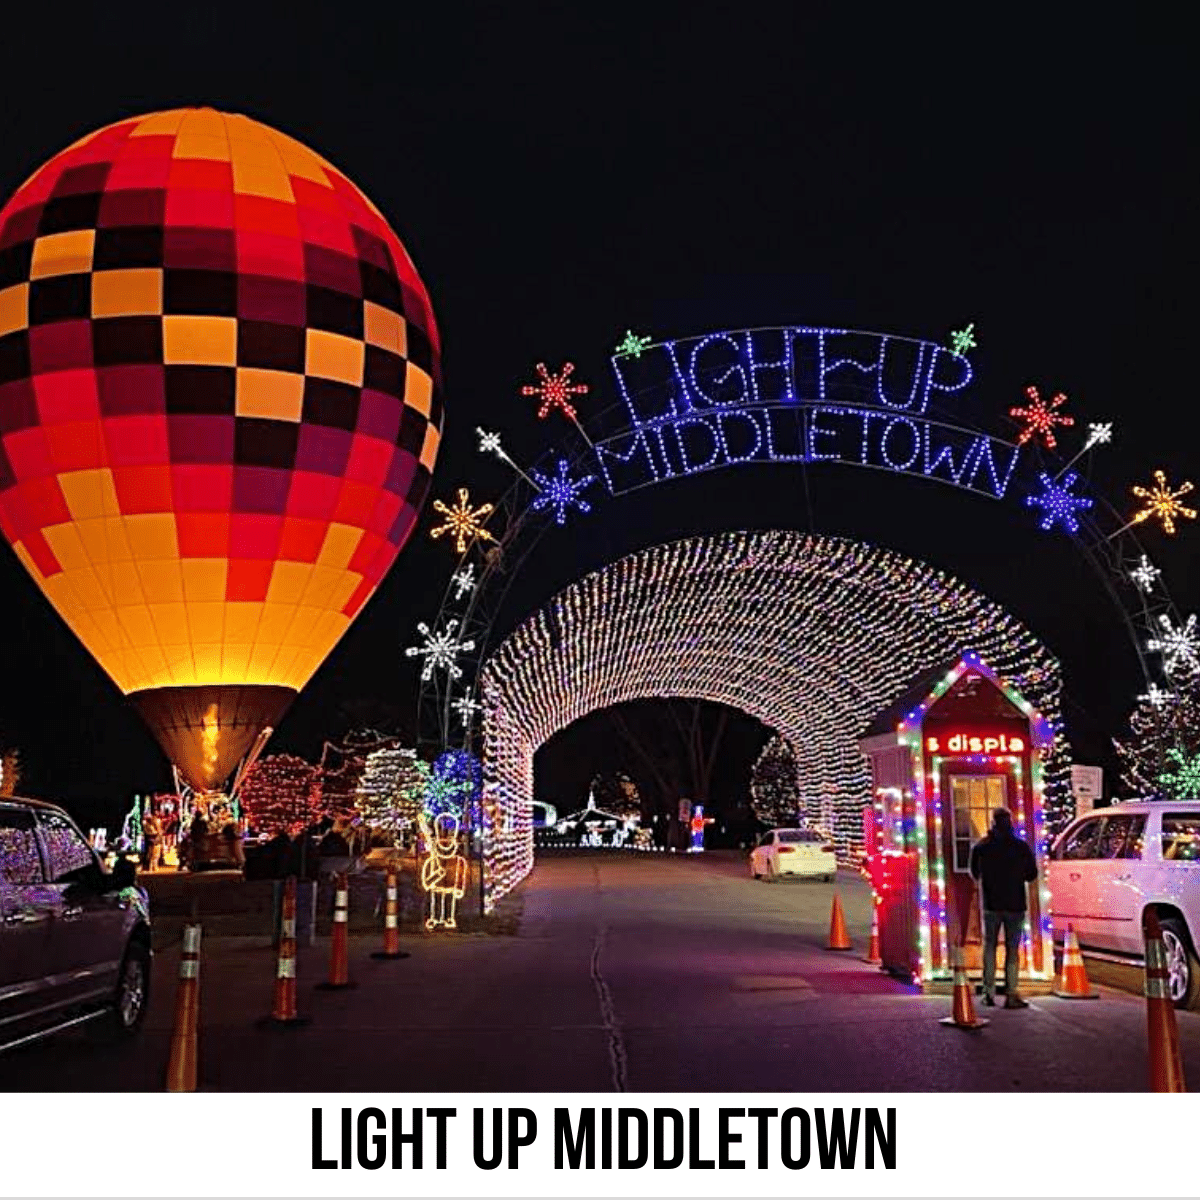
[1,797,152,1053]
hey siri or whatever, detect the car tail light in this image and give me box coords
[776,846,794,854]
[822,843,835,853]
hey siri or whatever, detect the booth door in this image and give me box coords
[947,774,1008,968]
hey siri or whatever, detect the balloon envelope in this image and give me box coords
[0,109,442,790]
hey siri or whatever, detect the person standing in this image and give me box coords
[969,806,1038,1009]
[141,810,163,872]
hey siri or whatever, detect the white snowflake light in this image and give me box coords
[1137,682,1173,709]
[478,531,1069,910]
[1128,554,1161,594]
[452,693,481,726]
[405,619,476,682]
[477,427,505,457]
[451,563,477,601]
[1147,613,1200,677]
[1085,422,1113,448]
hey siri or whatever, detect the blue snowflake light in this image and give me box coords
[1025,471,1093,533]
[530,458,597,526]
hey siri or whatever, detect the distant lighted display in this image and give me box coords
[0,109,442,790]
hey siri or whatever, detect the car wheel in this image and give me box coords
[103,941,152,1038]
[824,874,834,883]
[1159,918,1200,1009]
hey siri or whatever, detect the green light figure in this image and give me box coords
[949,323,976,357]
[614,330,653,358]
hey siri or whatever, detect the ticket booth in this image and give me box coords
[858,653,1055,993]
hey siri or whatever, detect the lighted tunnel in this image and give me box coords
[479,530,1069,909]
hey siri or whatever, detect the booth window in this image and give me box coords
[1162,814,1200,862]
[950,776,1005,872]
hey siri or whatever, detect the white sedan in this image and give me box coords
[750,828,837,881]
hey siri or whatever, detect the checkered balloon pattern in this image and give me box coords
[0,109,442,696]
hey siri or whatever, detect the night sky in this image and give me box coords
[0,9,1193,828]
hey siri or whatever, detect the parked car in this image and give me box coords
[750,828,837,881]
[1,796,152,1053]
[1047,800,1200,1007]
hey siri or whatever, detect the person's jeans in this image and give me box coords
[983,910,1025,997]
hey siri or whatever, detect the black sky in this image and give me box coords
[0,8,1194,825]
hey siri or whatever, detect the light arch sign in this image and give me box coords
[478,529,1068,911]
[595,327,1019,499]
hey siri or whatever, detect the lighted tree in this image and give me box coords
[1115,666,1200,800]
[590,772,642,821]
[356,747,430,836]
[750,735,802,826]
[318,729,397,814]
[238,754,322,834]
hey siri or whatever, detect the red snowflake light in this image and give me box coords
[1009,386,1074,449]
[521,362,589,420]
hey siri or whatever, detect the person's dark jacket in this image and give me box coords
[969,829,1037,912]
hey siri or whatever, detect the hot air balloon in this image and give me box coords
[0,109,442,791]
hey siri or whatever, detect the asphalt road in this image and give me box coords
[3,849,1198,1092]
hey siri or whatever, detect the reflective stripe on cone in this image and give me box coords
[1144,910,1186,1092]
[166,922,202,1091]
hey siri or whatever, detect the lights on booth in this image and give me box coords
[892,656,1056,984]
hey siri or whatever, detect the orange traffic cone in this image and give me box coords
[317,873,357,990]
[259,876,309,1029]
[371,868,410,960]
[165,923,201,1091]
[1144,910,1186,1092]
[861,901,881,964]
[1054,925,1099,999]
[940,946,989,1030]
[826,893,853,951]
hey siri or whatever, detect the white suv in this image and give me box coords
[1047,800,1200,1007]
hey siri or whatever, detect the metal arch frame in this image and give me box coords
[414,326,1186,755]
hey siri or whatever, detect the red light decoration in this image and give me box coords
[521,362,588,421]
[1009,386,1074,449]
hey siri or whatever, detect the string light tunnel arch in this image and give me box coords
[478,530,1068,911]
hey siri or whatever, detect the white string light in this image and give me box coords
[479,531,1069,911]
[451,563,477,601]
[1147,613,1200,677]
[1128,554,1161,594]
